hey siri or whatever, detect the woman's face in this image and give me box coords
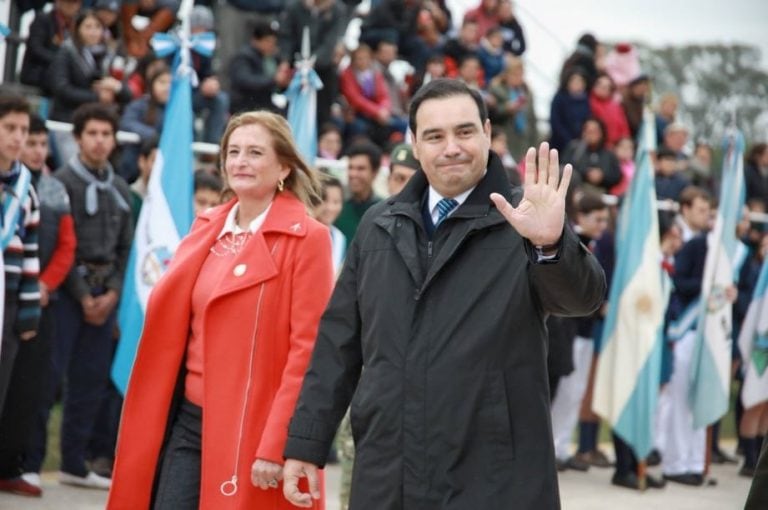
[592,76,612,99]
[79,15,103,47]
[567,74,586,95]
[315,185,344,226]
[224,123,290,202]
[152,72,172,104]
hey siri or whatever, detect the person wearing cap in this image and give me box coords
[387,143,419,196]
[228,20,291,115]
[93,0,120,50]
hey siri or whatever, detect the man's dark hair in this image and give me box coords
[139,135,159,158]
[194,169,223,193]
[658,211,677,240]
[29,114,47,135]
[72,102,119,138]
[0,94,31,120]
[345,141,382,172]
[409,78,488,137]
[679,185,711,209]
[576,192,608,215]
[252,19,278,40]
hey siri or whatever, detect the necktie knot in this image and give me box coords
[436,198,459,226]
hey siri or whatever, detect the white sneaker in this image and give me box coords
[20,472,41,488]
[59,471,111,490]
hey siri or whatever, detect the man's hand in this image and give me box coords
[39,281,49,307]
[20,331,36,341]
[490,142,572,246]
[200,77,220,98]
[251,458,282,490]
[283,459,321,508]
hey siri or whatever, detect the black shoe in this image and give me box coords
[663,473,704,486]
[739,465,756,478]
[710,449,738,465]
[611,472,641,490]
[556,459,568,472]
[565,456,590,472]
[646,449,661,467]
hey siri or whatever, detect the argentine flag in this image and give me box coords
[739,256,768,409]
[689,133,746,427]
[593,112,665,459]
[111,32,207,394]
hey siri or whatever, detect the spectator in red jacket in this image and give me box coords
[589,73,630,149]
[462,0,501,42]
[340,44,408,146]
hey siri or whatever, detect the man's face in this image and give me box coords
[255,35,278,56]
[682,196,711,232]
[387,164,416,196]
[577,208,609,240]
[412,94,490,198]
[21,132,49,171]
[664,130,688,152]
[347,154,377,199]
[76,119,115,168]
[376,42,398,66]
[0,112,30,170]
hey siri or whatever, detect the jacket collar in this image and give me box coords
[197,191,310,238]
[388,150,514,207]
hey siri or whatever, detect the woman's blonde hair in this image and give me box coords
[219,110,322,207]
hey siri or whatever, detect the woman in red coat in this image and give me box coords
[107,111,334,509]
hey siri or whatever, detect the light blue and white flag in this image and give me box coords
[593,111,665,459]
[689,131,746,428]
[0,23,10,39]
[739,256,768,409]
[111,30,207,394]
[286,27,323,167]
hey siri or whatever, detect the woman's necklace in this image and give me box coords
[210,212,252,257]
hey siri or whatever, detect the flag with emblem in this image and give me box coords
[739,256,768,409]
[111,27,213,394]
[592,110,665,460]
[688,131,746,428]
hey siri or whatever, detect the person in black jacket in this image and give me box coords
[20,0,82,95]
[745,143,768,210]
[278,0,348,128]
[49,10,132,164]
[228,20,291,115]
[562,117,622,194]
[283,79,605,509]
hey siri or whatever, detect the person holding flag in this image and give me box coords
[107,110,334,509]
[592,110,667,490]
[737,231,768,477]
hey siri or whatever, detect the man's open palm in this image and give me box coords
[490,142,572,246]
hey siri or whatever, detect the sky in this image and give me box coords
[445,0,768,119]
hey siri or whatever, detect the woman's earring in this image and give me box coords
[277,179,285,192]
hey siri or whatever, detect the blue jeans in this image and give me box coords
[24,291,116,476]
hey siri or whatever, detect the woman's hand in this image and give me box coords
[251,458,283,490]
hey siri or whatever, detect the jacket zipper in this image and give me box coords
[220,241,277,497]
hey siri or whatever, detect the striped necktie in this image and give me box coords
[435,198,459,226]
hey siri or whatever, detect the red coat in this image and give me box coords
[589,92,631,149]
[108,192,333,509]
[339,65,391,120]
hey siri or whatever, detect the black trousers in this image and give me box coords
[153,399,202,510]
[0,303,52,478]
